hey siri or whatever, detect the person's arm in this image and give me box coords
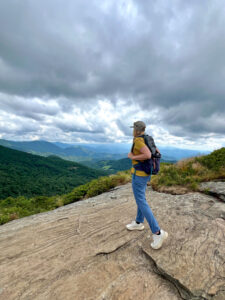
[132,145,151,160]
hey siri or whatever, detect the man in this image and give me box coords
[126,121,168,250]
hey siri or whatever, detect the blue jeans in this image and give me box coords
[132,173,160,234]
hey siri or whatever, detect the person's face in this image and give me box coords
[133,128,144,137]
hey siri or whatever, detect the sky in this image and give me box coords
[0,0,224,151]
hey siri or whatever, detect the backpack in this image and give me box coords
[131,134,161,175]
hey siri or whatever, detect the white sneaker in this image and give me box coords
[151,229,168,249]
[126,220,145,231]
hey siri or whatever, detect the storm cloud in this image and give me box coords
[0,0,224,150]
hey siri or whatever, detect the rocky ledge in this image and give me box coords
[199,181,225,202]
[0,182,224,300]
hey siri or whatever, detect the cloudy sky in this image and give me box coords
[0,0,224,151]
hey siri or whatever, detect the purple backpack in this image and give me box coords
[131,134,161,175]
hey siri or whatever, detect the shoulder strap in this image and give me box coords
[138,134,157,156]
[131,137,135,153]
[131,134,156,154]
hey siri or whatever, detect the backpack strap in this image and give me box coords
[148,164,153,182]
[131,142,134,153]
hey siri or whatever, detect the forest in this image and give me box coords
[0,145,108,199]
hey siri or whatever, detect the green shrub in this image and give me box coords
[0,214,11,225]
[196,147,225,171]
[151,148,225,192]
[63,183,90,205]
[86,177,115,198]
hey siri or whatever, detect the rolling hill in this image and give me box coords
[0,139,127,162]
[0,139,209,163]
[80,158,132,173]
[80,156,177,174]
[0,145,108,199]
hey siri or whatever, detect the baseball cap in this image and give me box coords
[130,121,146,131]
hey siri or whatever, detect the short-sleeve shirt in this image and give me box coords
[131,136,149,177]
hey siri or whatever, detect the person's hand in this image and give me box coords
[128,152,135,160]
[156,147,160,153]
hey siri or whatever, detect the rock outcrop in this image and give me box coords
[0,182,225,300]
[199,181,225,202]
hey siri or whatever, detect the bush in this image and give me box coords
[196,147,225,171]
[63,183,90,204]
[151,148,225,193]
[0,214,11,225]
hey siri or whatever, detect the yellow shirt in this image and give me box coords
[131,136,149,176]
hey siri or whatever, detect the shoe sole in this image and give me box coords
[151,231,168,249]
[126,226,145,231]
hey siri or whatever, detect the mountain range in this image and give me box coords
[0,139,126,162]
[80,156,175,174]
[0,139,210,163]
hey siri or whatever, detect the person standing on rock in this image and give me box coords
[126,121,168,250]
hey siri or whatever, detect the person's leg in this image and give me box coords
[136,206,144,223]
[132,174,160,234]
[132,176,145,223]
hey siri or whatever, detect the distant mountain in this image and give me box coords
[57,141,209,155]
[0,139,68,155]
[0,145,107,199]
[53,142,77,149]
[53,141,210,160]
[0,139,127,162]
[80,158,132,174]
[0,139,210,163]
[80,156,177,174]
[158,146,210,160]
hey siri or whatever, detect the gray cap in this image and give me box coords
[130,121,146,131]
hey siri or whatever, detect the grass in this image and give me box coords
[151,148,225,194]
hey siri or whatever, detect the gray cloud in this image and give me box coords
[55,120,104,134]
[0,0,224,146]
[0,116,39,135]
[0,93,60,120]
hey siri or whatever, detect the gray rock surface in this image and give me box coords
[0,182,225,300]
[199,181,225,202]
